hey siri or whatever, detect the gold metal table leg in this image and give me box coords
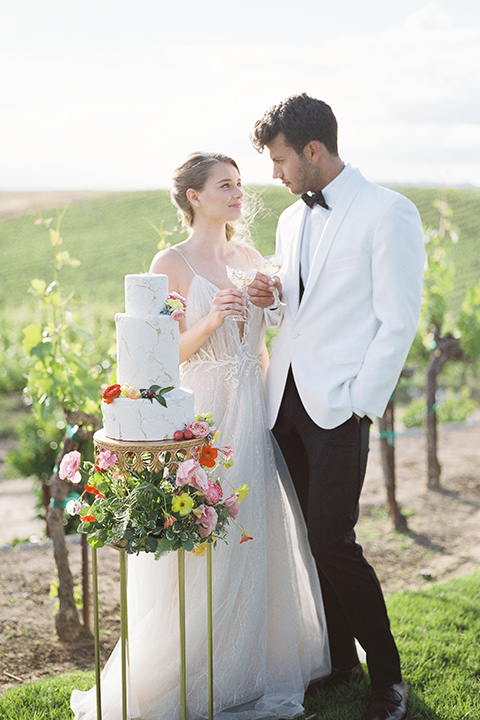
[207,544,214,720]
[120,549,128,720]
[92,547,102,719]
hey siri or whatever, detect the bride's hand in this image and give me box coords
[208,289,244,328]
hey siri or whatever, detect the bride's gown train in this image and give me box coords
[71,269,330,720]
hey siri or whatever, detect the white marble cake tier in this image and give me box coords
[125,273,168,316]
[115,313,180,389]
[101,387,194,442]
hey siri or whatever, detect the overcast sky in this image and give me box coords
[1,0,479,190]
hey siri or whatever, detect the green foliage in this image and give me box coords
[21,209,113,421]
[420,200,456,335]
[7,408,64,482]
[75,438,235,556]
[401,386,477,428]
[2,573,479,719]
[0,319,31,394]
[457,284,480,359]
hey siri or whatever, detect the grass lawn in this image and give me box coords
[1,185,479,319]
[1,572,479,719]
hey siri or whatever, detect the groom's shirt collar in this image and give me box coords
[320,162,353,210]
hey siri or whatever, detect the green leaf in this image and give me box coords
[145,536,158,553]
[30,278,47,295]
[22,325,43,355]
[87,536,105,548]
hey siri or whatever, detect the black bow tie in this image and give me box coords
[301,190,329,210]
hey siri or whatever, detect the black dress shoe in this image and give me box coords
[365,681,409,720]
[305,662,365,695]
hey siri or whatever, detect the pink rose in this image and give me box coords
[58,451,82,483]
[171,309,185,321]
[224,494,240,520]
[176,459,209,493]
[204,482,223,505]
[186,421,211,439]
[195,504,218,537]
[95,449,117,471]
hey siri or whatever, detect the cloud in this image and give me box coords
[0,2,479,188]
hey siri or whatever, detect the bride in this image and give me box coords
[71,152,330,720]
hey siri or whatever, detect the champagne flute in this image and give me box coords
[226,265,257,321]
[254,253,285,306]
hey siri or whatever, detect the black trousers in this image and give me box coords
[273,368,401,687]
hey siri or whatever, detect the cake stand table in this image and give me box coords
[91,430,212,720]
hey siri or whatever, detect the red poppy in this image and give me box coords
[85,484,98,494]
[102,384,122,404]
[199,445,218,469]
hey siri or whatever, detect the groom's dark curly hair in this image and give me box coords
[250,93,339,157]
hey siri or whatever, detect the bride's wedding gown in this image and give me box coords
[71,268,330,720]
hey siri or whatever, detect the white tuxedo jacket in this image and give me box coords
[266,168,425,430]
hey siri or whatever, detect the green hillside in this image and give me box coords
[0,185,478,318]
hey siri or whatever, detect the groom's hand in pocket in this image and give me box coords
[249,272,282,308]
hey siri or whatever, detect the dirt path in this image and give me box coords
[0,191,112,221]
[1,420,479,696]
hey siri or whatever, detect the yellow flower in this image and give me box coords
[236,484,249,501]
[172,493,194,516]
[192,542,208,557]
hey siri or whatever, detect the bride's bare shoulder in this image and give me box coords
[149,244,192,296]
[150,245,183,273]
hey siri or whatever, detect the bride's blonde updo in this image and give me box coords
[171,152,252,243]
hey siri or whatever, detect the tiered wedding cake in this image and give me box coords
[101,273,194,441]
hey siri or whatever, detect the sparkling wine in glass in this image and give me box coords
[254,253,285,306]
[226,265,257,321]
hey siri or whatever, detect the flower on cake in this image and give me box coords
[174,412,217,442]
[186,421,211,438]
[102,383,173,407]
[60,416,251,556]
[162,291,187,321]
[120,384,141,399]
[102,384,122,404]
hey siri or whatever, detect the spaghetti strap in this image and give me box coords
[171,247,197,277]
[245,247,256,266]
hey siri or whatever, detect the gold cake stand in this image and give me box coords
[91,430,212,720]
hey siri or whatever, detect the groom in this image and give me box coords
[249,94,425,720]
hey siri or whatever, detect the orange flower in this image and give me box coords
[81,515,97,523]
[102,384,122,404]
[85,484,98,495]
[240,527,253,544]
[164,515,176,527]
[199,445,218,469]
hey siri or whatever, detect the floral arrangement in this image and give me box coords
[161,291,187,321]
[102,383,174,407]
[58,419,251,556]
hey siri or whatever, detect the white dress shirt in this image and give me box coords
[300,163,354,286]
[299,163,373,421]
